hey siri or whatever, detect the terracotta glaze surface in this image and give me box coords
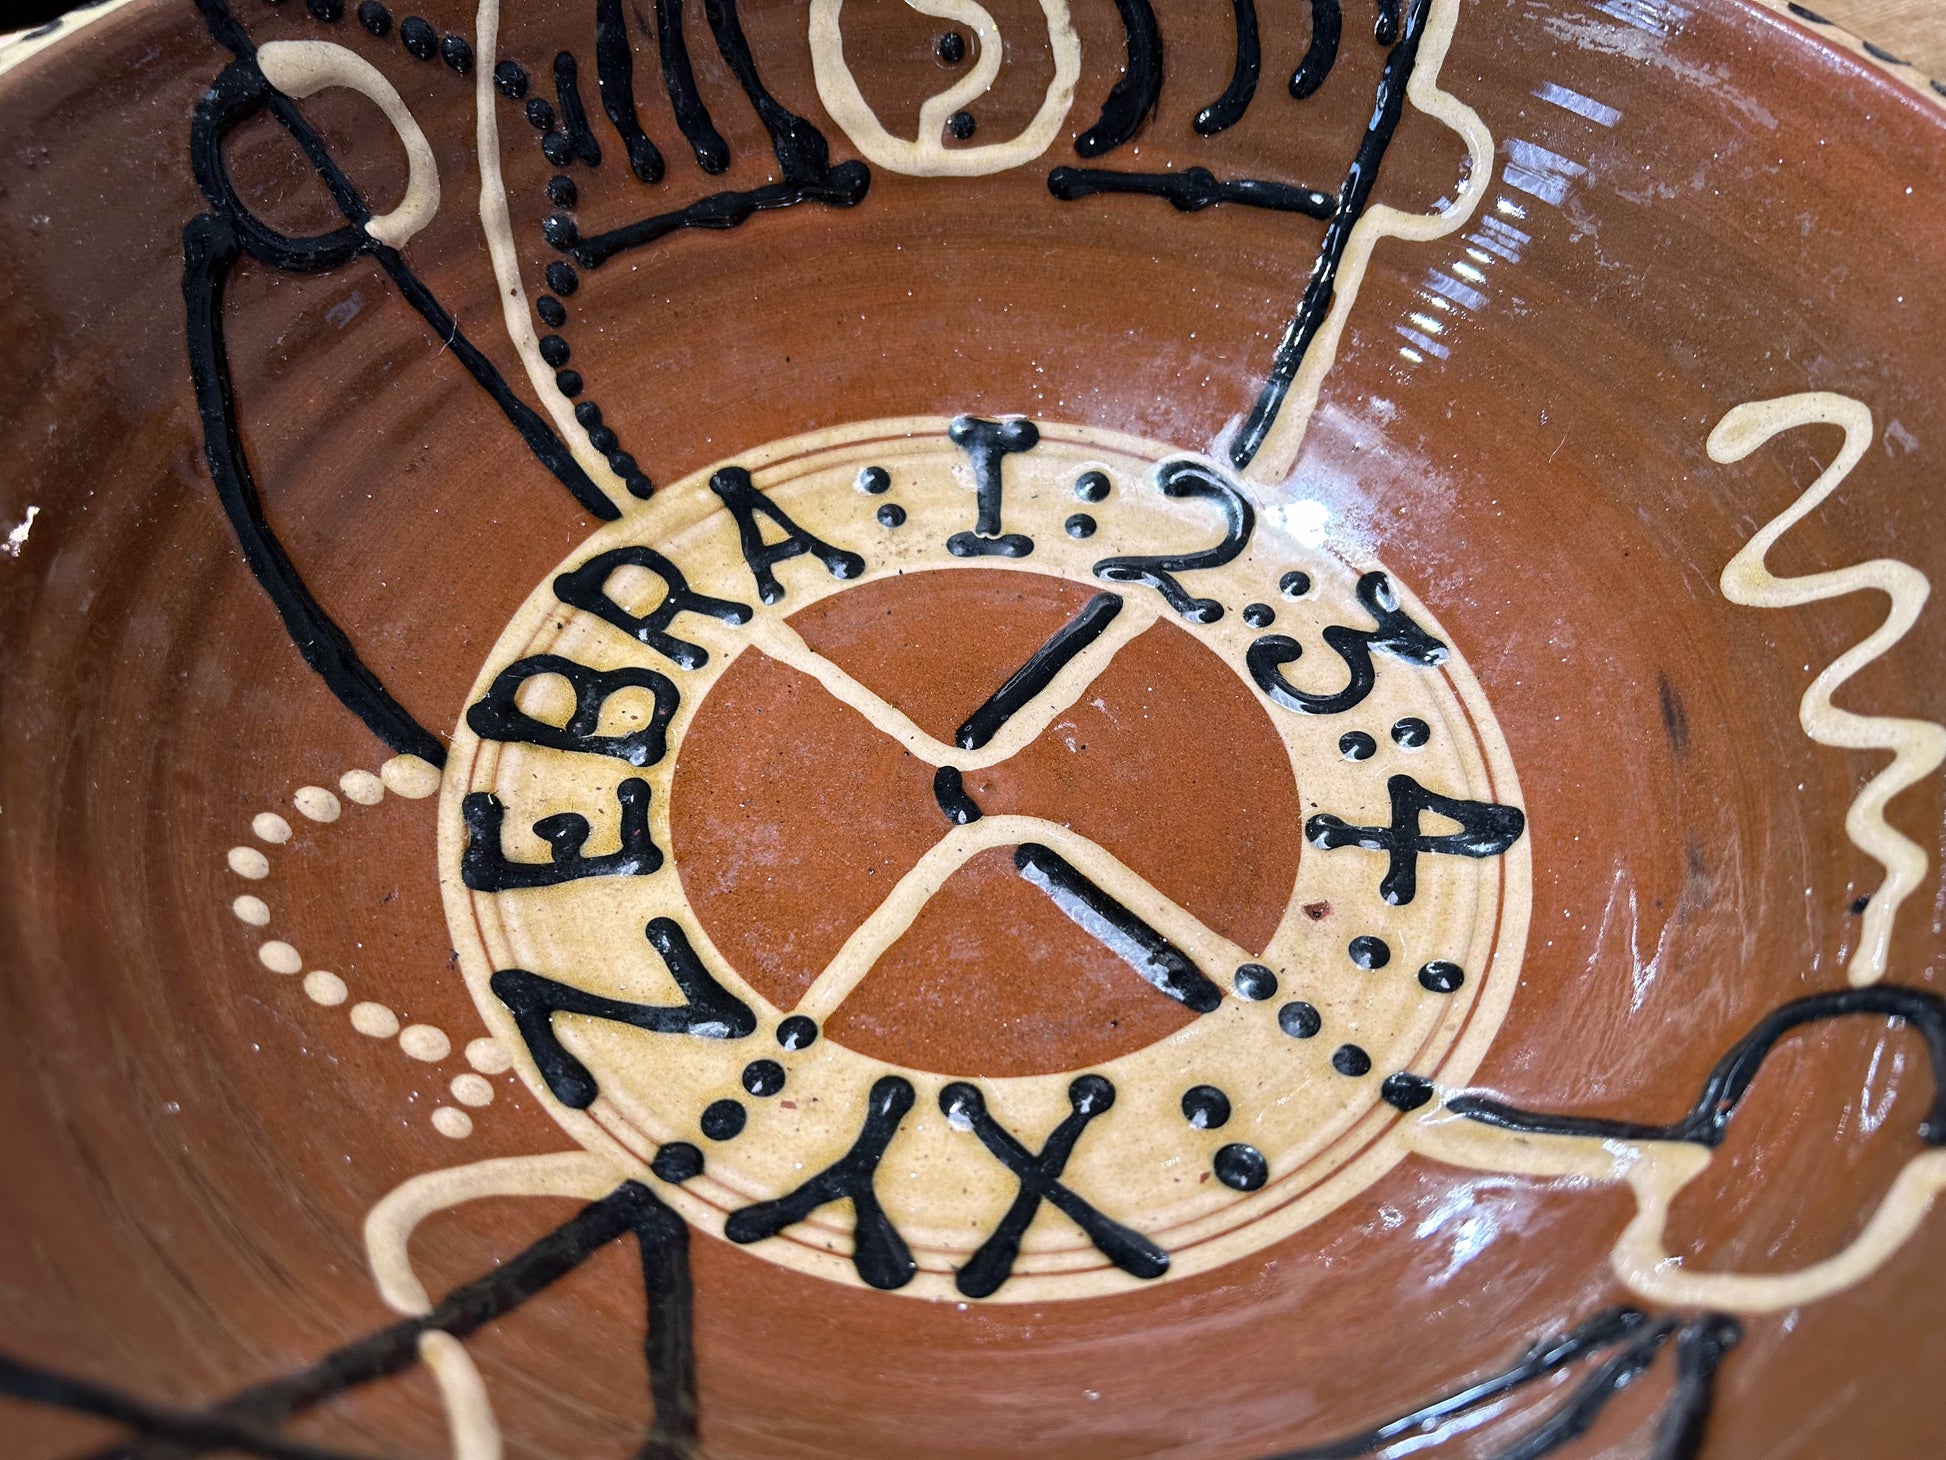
[0,0,1942,1457]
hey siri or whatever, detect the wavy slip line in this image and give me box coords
[474,0,631,516]
[810,0,1082,177]
[745,599,1157,772]
[1710,392,1945,986]
[257,41,440,248]
[795,813,1250,1019]
[1404,1112,1946,1312]
[366,1152,628,1460]
[1239,0,1493,486]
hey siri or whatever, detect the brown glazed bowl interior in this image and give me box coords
[2,0,1944,1456]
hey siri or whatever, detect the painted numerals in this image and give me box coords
[1091,457,1255,622]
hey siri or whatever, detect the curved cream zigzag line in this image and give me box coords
[365,1152,630,1460]
[794,813,1251,1019]
[745,597,1157,772]
[809,0,1082,177]
[473,0,631,516]
[1240,0,1494,486]
[257,40,440,249]
[1709,392,1946,986]
[1405,1111,1946,1313]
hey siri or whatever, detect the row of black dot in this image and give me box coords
[485,63,657,502]
[1340,717,1430,761]
[855,465,907,528]
[931,31,979,142]
[648,1017,823,1179]
[265,0,475,73]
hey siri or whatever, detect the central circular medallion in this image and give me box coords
[439,417,1531,1301]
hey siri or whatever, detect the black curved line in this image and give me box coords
[1234,0,1428,468]
[595,0,666,183]
[656,0,732,173]
[1449,985,1946,1149]
[187,2,613,507]
[553,50,604,166]
[45,1181,697,1460]
[184,216,445,765]
[1074,0,1164,157]
[1289,0,1341,98]
[1270,1307,1650,1458]
[1651,1316,1743,1460]
[1050,165,1333,216]
[565,164,871,269]
[701,0,832,182]
[1194,0,1259,135]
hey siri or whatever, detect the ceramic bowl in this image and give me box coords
[1,0,1943,1455]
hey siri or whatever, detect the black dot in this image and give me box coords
[856,465,891,494]
[936,29,967,64]
[357,0,391,35]
[947,110,977,140]
[1850,894,1872,916]
[777,1016,818,1050]
[441,32,474,72]
[537,295,568,328]
[588,426,618,454]
[542,213,578,248]
[554,369,583,397]
[537,333,570,367]
[1277,1001,1321,1038]
[1332,1044,1372,1077]
[877,503,907,528]
[1279,570,1312,599]
[1339,731,1377,761]
[547,174,578,208]
[609,451,638,477]
[1066,513,1096,539]
[742,1060,786,1097]
[650,1142,703,1183]
[1074,470,1111,502]
[573,399,601,427]
[700,1099,746,1141]
[1391,717,1431,748]
[545,261,579,295]
[1348,935,1390,970]
[1381,1072,1434,1112]
[525,96,557,131]
[1233,963,1277,1001]
[492,58,528,97]
[1181,1085,1231,1129]
[400,15,437,59]
[541,131,573,166]
[1418,960,1465,994]
[306,0,344,21]
[1213,1143,1268,1191]
[625,473,655,500]
[1242,602,1275,628]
